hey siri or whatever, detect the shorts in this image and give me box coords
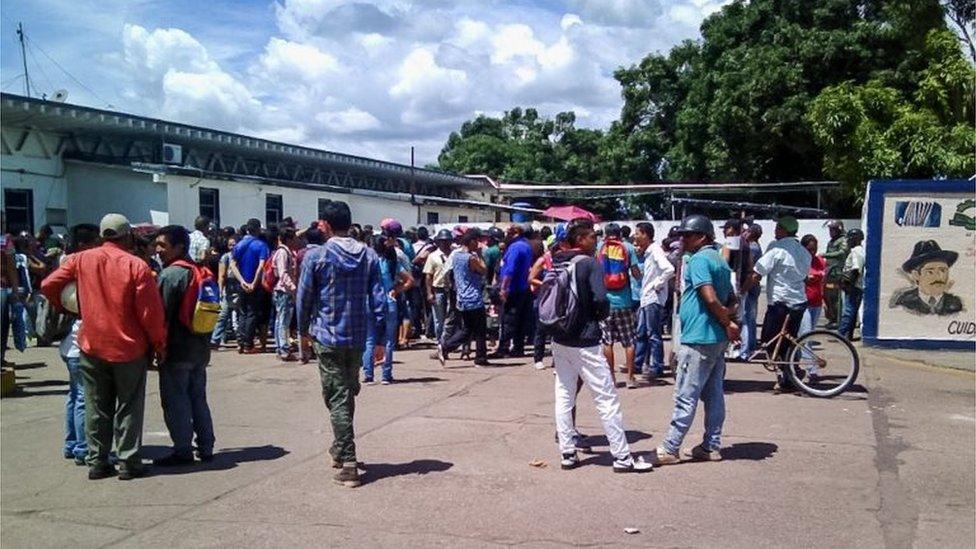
[600,308,637,347]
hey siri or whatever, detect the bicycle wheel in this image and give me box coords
[787,330,859,398]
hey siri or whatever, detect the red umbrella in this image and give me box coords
[543,205,601,222]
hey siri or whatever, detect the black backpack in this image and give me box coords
[537,255,586,339]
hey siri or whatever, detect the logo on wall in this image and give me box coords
[894,200,941,227]
[948,199,975,231]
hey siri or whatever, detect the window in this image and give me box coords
[318,198,332,221]
[458,215,469,223]
[426,212,439,225]
[4,189,34,235]
[199,188,220,226]
[266,194,283,226]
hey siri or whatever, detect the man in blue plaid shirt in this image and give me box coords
[297,201,386,488]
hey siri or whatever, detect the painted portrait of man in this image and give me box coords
[890,240,964,316]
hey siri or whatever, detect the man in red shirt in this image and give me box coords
[41,214,167,481]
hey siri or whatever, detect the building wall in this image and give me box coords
[162,175,493,229]
[65,163,163,226]
[0,127,67,232]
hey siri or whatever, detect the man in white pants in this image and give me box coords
[549,218,653,473]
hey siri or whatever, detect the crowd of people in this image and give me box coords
[0,204,869,486]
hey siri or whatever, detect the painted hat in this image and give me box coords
[901,240,958,273]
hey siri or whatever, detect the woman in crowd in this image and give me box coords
[363,230,413,384]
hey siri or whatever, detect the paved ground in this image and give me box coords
[2,340,973,548]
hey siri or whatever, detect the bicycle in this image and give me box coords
[746,316,860,398]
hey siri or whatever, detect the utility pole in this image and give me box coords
[17,23,31,98]
[410,145,419,224]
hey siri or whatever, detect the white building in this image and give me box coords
[0,93,530,234]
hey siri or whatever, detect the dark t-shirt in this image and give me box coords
[550,249,610,348]
[159,264,212,367]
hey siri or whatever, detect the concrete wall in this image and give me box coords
[162,175,493,229]
[0,128,68,232]
[65,163,163,226]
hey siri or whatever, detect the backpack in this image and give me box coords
[598,239,631,291]
[35,294,74,345]
[171,260,221,335]
[537,255,587,339]
[261,246,292,293]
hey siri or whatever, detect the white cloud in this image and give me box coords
[316,107,382,133]
[257,38,339,82]
[4,0,731,165]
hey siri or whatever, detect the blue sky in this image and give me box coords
[1,0,728,165]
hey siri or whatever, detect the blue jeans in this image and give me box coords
[738,292,759,359]
[159,360,215,458]
[838,288,863,340]
[431,291,447,343]
[634,303,665,375]
[363,301,397,381]
[664,342,726,454]
[210,296,233,345]
[9,292,27,352]
[273,291,295,357]
[63,356,87,459]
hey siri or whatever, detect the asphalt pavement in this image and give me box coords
[1,341,973,548]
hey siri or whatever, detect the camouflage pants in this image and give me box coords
[313,342,362,463]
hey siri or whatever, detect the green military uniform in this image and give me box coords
[822,235,849,325]
[313,342,362,463]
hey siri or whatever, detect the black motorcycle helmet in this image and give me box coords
[673,214,715,239]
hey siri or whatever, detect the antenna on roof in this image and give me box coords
[16,22,31,98]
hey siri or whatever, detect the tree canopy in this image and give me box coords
[435,0,974,207]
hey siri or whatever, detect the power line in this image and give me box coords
[24,33,114,108]
[25,40,55,97]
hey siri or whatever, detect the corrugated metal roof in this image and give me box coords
[0,93,482,188]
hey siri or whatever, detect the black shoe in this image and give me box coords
[473,359,490,367]
[196,450,214,463]
[334,464,362,488]
[88,464,116,480]
[118,466,150,481]
[153,453,195,467]
[74,455,87,466]
[487,351,508,359]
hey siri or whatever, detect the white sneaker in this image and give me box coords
[560,452,579,470]
[612,455,654,473]
[534,361,546,370]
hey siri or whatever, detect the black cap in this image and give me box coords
[434,229,453,242]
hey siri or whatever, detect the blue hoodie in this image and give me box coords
[297,236,387,349]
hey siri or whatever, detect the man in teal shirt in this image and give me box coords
[655,214,739,466]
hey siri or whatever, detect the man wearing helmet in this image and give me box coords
[655,214,737,466]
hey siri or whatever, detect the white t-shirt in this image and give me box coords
[640,243,676,307]
[423,249,449,289]
[754,236,811,306]
[844,245,866,290]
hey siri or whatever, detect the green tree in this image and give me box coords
[808,29,975,200]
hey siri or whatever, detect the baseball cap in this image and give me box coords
[99,213,131,239]
[776,215,799,235]
[380,218,403,235]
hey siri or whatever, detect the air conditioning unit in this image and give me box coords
[162,143,183,165]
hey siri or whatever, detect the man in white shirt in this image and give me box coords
[633,223,675,380]
[423,229,453,342]
[743,216,811,392]
[188,216,212,265]
[838,229,865,339]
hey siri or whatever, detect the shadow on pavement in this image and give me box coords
[391,377,446,384]
[721,442,778,461]
[361,459,453,485]
[583,430,653,448]
[143,444,289,475]
[5,378,69,398]
[9,361,48,370]
[723,378,775,393]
